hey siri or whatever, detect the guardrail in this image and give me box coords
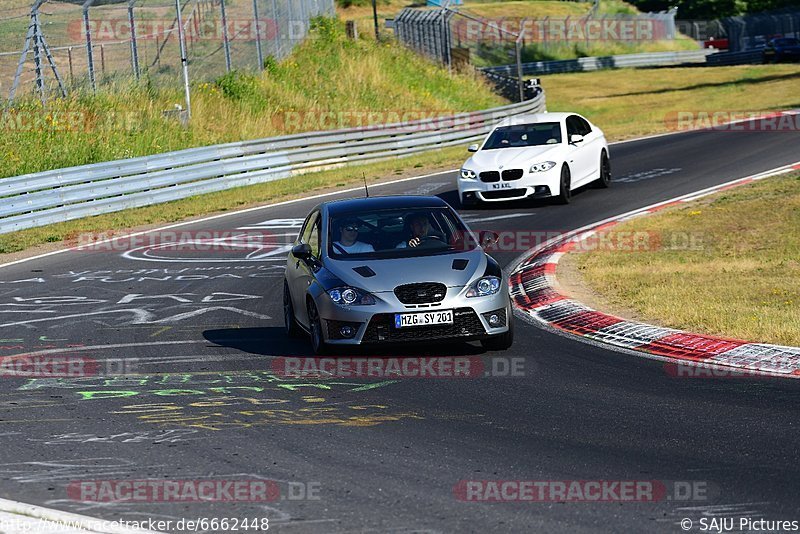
[705,49,764,65]
[0,90,546,234]
[483,47,771,76]
[482,49,715,76]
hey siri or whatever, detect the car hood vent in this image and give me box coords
[452,259,469,270]
[353,265,376,278]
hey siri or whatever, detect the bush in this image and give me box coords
[309,16,344,42]
[215,71,261,101]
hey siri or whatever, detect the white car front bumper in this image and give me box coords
[458,167,561,202]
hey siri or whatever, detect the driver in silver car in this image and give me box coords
[397,212,441,248]
[333,218,374,254]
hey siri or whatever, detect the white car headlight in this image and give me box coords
[461,169,477,179]
[328,287,376,306]
[530,161,557,173]
[466,276,501,298]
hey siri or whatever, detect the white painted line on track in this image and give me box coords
[0,497,160,533]
[463,213,534,223]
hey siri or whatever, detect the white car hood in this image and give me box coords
[466,145,564,170]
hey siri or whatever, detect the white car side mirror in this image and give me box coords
[467,143,479,152]
[570,134,584,144]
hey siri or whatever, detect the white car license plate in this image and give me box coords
[395,310,453,328]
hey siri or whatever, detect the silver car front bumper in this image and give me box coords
[315,285,511,345]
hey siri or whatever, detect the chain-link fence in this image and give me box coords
[394,4,678,71]
[676,19,727,42]
[723,9,800,52]
[0,0,334,106]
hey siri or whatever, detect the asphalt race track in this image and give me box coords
[0,126,799,533]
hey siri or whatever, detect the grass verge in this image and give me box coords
[563,172,800,346]
[0,17,503,179]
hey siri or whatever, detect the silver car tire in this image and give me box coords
[284,281,303,338]
[307,300,329,355]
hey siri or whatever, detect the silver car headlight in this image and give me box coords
[460,168,477,179]
[530,161,557,173]
[328,286,376,306]
[466,276,501,298]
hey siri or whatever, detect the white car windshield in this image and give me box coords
[482,123,562,149]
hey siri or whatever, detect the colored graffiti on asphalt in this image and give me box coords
[15,370,419,431]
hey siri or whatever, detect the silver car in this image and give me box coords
[283,195,514,354]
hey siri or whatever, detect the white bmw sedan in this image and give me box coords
[458,112,610,206]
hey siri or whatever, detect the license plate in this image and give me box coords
[395,310,453,328]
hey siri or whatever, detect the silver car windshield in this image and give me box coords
[482,123,562,149]
[328,207,477,260]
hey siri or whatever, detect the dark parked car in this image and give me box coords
[763,37,800,63]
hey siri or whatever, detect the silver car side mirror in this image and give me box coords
[570,134,584,144]
[468,143,479,152]
[292,243,312,260]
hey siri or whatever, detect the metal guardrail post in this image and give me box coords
[371,0,379,40]
[515,18,526,102]
[6,6,36,106]
[32,10,45,105]
[35,9,67,99]
[286,0,293,45]
[270,0,279,58]
[68,47,74,85]
[220,0,232,72]
[252,0,264,69]
[82,0,96,93]
[175,0,192,121]
[128,0,140,80]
